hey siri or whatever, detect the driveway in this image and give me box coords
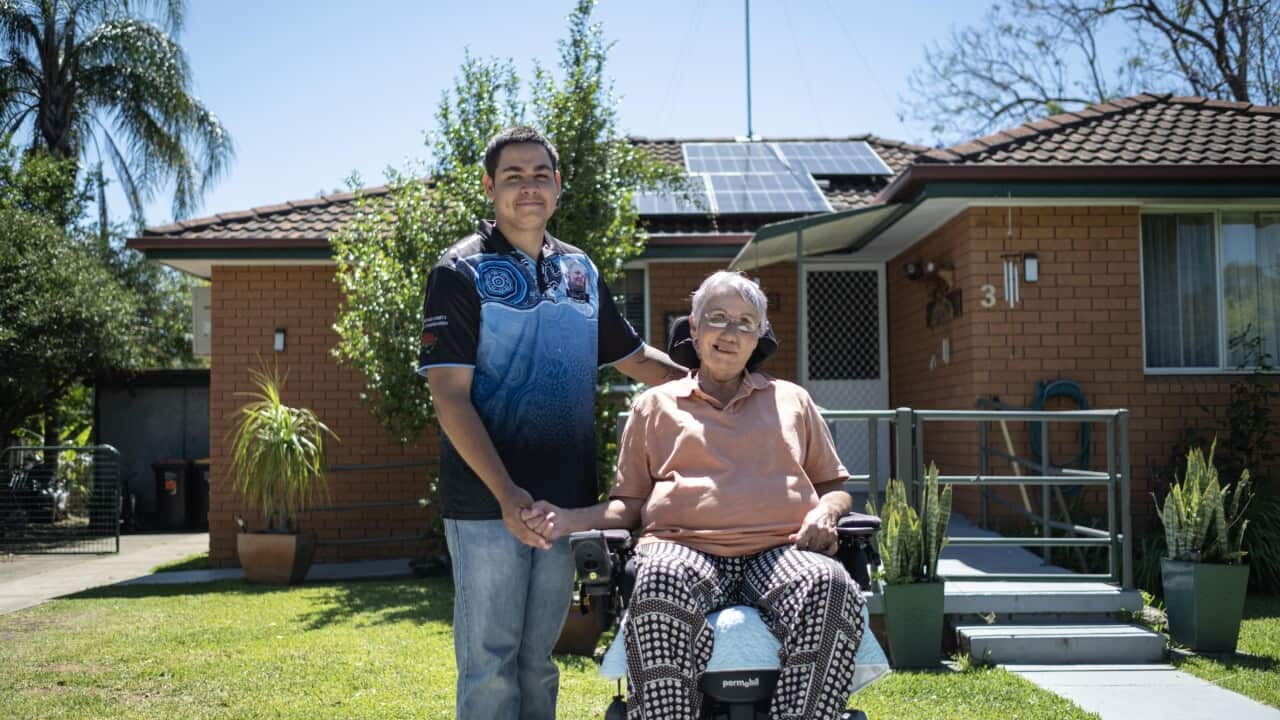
[0,531,208,615]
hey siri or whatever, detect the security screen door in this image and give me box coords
[802,265,890,487]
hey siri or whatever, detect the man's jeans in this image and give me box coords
[444,518,574,720]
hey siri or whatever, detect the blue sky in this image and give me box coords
[130,0,1015,226]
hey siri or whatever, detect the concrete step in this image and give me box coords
[957,623,1166,665]
[942,580,1143,615]
[864,581,1142,616]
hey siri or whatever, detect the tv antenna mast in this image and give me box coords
[745,0,754,140]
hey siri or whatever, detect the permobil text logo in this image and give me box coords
[721,677,760,689]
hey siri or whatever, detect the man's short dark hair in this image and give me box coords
[483,126,559,177]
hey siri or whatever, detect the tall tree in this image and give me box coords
[0,142,140,446]
[332,0,682,449]
[0,0,233,226]
[906,0,1280,141]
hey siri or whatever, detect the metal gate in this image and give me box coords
[1,446,120,553]
[801,265,891,485]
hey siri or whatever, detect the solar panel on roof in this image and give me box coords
[774,141,893,175]
[633,177,712,215]
[707,172,831,214]
[683,142,790,174]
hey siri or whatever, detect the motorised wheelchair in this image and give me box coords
[567,315,886,720]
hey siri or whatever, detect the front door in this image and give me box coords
[801,264,890,491]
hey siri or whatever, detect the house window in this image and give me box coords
[617,268,647,343]
[1222,212,1280,367]
[1141,214,1219,369]
[1141,211,1280,371]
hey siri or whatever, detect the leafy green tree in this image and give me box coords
[332,54,520,445]
[0,145,140,446]
[97,229,202,368]
[0,0,234,226]
[0,0,221,448]
[333,0,682,449]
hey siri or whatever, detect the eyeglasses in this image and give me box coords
[702,311,761,335]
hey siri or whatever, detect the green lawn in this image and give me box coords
[1174,595,1280,709]
[0,577,1098,719]
[149,552,210,574]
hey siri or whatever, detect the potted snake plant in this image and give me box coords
[1156,442,1252,652]
[229,366,338,585]
[870,462,951,668]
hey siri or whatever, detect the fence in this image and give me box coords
[814,408,1133,588]
[912,409,1133,588]
[1,445,121,554]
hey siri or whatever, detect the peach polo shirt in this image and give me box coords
[609,372,849,557]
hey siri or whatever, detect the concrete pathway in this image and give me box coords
[0,532,209,615]
[1009,664,1280,720]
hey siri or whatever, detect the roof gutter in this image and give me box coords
[877,164,1280,205]
[127,236,331,251]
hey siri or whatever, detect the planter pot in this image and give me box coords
[237,532,316,585]
[882,581,945,668]
[1162,559,1249,653]
[554,597,605,657]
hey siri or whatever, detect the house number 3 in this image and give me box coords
[980,284,997,308]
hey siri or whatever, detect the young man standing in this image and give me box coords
[418,125,685,719]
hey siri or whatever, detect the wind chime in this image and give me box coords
[1000,203,1039,308]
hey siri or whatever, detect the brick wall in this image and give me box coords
[886,211,984,515]
[209,265,438,568]
[889,206,1261,534]
[209,207,1267,566]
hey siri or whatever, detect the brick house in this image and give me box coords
[128,93,1280,567]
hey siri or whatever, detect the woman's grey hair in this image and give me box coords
[690,271,770,336]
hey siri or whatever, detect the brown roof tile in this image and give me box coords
[137,137,928,243]
[917,93,1280,166]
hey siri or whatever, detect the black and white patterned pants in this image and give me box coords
[624,540,865,720]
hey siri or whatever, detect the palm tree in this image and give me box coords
[0,0,232,225]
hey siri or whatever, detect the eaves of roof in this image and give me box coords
[878,164,1280,205]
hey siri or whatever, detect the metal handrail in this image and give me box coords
[816,409,897,509]
[911,408,1133,589]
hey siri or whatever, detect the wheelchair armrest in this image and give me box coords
[835,511,882,536]
[834,511,881,593]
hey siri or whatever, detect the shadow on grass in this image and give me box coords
[296,576,454,630]
[62,576,456,631]
[1245,594,1280,620]
[64,579,270,601]
[1176,650,1280,672]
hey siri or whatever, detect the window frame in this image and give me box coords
[1140,206,1280,375]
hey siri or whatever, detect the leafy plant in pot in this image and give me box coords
[870,462,951,668]
[229,367,338,585]
[1156,442,1252,652]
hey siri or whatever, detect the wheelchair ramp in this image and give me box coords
[863,513,1156,665]
[863,514,1143,617]
[957,623,1165,665]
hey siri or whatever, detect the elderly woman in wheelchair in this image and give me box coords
[524,271,882,720]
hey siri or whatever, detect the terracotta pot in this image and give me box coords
[237,532,316,585]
